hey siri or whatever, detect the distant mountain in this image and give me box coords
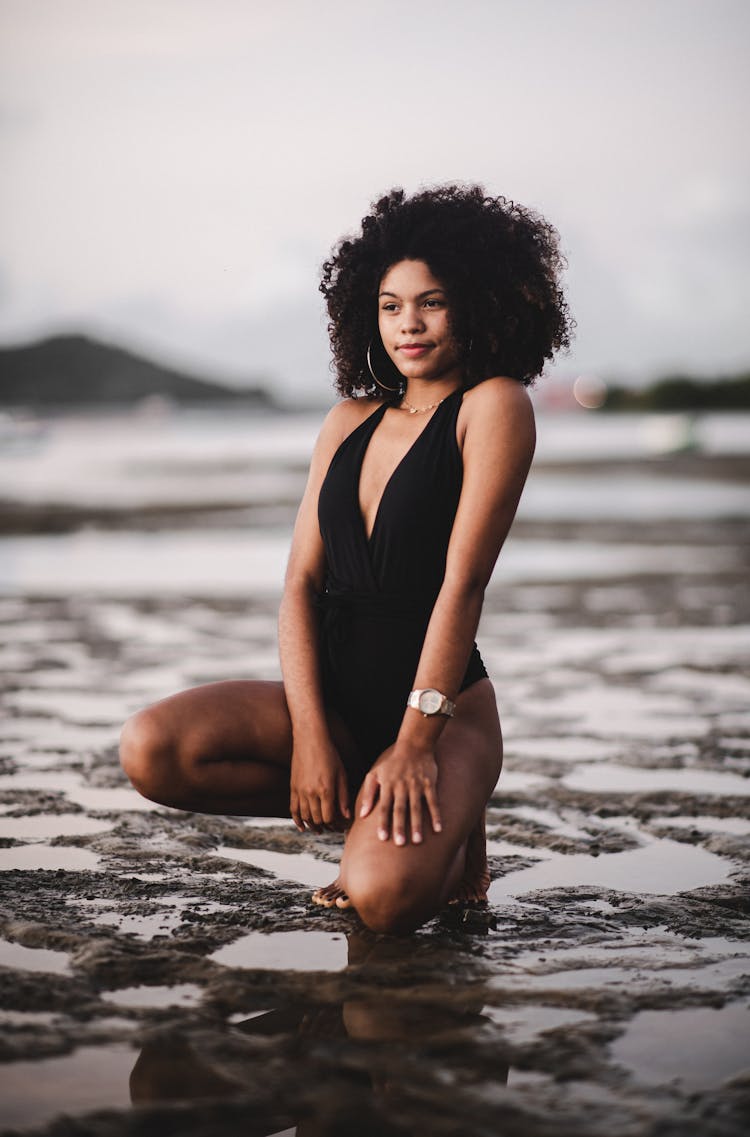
[0,334,274,408]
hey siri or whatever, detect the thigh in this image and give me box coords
[124,679,362,816]
[144,679,294,768]
[340,679,502,893]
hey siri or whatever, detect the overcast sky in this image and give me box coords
[1,0,748,400]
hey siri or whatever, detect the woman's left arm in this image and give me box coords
[358,377,536,844]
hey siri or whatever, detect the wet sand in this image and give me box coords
[1,450,749,1135]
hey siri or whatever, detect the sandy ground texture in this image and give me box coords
[1,504,749,1134]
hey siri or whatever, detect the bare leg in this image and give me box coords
[337,679,502,935]
[447,809,491,906]
[120,677,500,934]
[119,679,357,818]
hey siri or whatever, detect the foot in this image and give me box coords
[311,877,353,909]
[447,813,490,908]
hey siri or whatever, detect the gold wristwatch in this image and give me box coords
[407,688,456,717]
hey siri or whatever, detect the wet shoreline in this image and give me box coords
[1,434,749,1134]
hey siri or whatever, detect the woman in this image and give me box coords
[120,185,571,935]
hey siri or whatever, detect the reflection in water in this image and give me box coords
[129,931,507,1136]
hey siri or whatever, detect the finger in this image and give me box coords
[290,792,304,833]
[409,786,423,844]
[337,768,351,820]
[321,792,335,826]
[392,786,409,846]
[358,773,378,819]
[424,782,443,834]
[377,785,394,842]
[309,795,324,828]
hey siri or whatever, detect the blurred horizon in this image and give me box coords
[1,0,749,403]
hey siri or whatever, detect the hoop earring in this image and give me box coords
[367,340,401,393]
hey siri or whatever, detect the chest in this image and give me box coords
[358,412,433,535]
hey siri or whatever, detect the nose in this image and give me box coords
[400,303,425,334]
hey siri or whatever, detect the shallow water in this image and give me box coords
[562,763,750,796]
[482,1003,597,1044]
[0,1045,136,1129]
[611,1002,750,1089]
[0,425,748,1135]
[0,843,102,872]
[211,845,334,889]
[0,813,115,839]
[103,983,204,1009]
[0,938,71,974]
[489,836,733,901]
[210,930,349,972]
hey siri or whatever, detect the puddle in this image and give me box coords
[482,1003,596,1044]
[0,844,102,872]
[212,845,334,888]
[0,938,72,974]
[0,1009,58,1025]
[0,1043,135,1130]
[64,786,163,812]
[493,771,551,794]
[519,685,707,740]
[489,837,731,901]
[496,807,591,841]
[0,814,115,840]
[491,954,750,994]
[103,983,203,1008]
[0,771,84,793]
[6,689,126,724]
[650,814,750,836]
[210,930,349,972]
[90,911,185,940]
[508,737,625,763]
[611,1002,750,1089]
[562,763,750,797]
[0,772,161,814]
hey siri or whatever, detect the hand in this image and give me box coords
[290,739,351,834]
[358,742,443,846]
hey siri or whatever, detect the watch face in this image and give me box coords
[419,689,443,714]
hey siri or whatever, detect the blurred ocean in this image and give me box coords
[0,407,748,596]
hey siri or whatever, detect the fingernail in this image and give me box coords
[395,834,405,846]
[413,832,422,843]
[360,805,368,817]
[378,828,388,841]
[435,822,442,832]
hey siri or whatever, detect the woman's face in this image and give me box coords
[377,259,461,385]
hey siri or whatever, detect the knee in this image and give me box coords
[119,709,174,804]
[346,868,438,937]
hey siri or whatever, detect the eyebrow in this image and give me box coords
[378,288,446,299]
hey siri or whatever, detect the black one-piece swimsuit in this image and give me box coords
[316,388,488,795]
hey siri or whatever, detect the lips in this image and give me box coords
[398,343,431,355]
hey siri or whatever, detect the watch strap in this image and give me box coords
[407,688,456,717]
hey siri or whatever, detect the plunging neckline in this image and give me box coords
[357,390,461,545]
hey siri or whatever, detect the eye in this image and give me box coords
[424,298,443,309]
[381,302,398,312]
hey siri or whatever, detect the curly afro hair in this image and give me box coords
[320,184,573,397]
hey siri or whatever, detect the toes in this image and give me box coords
[334,892,352,909]
[312,881,346,909]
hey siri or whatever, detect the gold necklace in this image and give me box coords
[399,396,444,415]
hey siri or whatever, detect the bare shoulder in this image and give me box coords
[310,397,383,469]
[458,377,535,450]
[462,376,534,418]
[321,396,381,439]
[316,397,376,442]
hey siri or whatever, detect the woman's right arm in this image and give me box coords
[278,401,357,832]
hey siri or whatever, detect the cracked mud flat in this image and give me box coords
[1,436,749,1135]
